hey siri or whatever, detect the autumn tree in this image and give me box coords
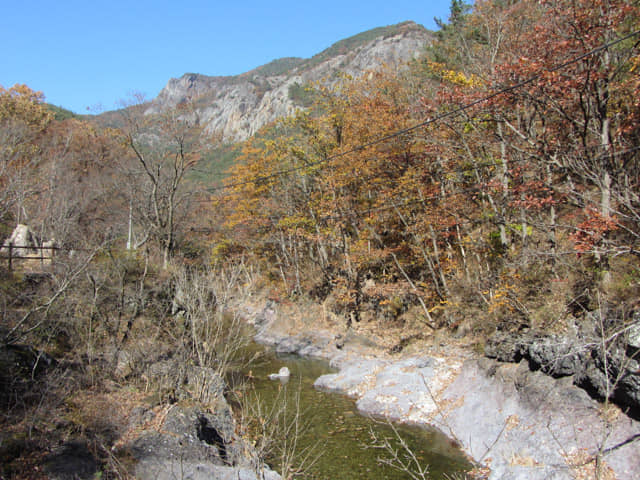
[218,0,640,339]
[473,0,640,329]
[489,0,639,232]
[29,118,125,249]
[409,0,638,328]
[0,84,52,227]
[223,69,457,325]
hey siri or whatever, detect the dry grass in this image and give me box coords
[563,449,616,480]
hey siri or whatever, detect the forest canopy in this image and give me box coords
[216,0,640,333]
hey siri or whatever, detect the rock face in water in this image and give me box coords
[440,359,640,480]
[242,298,640,479]
[131,405,281,480]
[268,366,291,380]
[314,352,640,480]
[146,22,432,142]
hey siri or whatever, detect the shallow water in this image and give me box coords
[231,345,472,479]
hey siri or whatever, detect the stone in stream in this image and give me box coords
[268,366,291,381]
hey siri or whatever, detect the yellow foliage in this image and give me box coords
[425,61,483,88]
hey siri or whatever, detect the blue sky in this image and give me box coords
[1,1,453,113]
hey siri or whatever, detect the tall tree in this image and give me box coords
[120,98,208,267]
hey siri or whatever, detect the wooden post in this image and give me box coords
[8,242,13,271]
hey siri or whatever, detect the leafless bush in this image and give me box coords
[171,265,257,398]
[234,381,322,479]
[368,418,474,480]
[368,419,432,480]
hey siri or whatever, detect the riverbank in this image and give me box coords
[238,297,640,480]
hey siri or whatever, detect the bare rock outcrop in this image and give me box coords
[146,22,432,141]
[125,365,281,480]
[485,328,640,416]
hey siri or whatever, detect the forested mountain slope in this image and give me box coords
[216,0,640,417]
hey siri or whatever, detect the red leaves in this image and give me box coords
[510,179,557,211]
[570,208,619,253]
[512,194,557,210]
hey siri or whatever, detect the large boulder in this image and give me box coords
[0,224,56,267]
[126,358,281,480]
[437,358,640,480]
[527,335,585,377]
[145,358,226,404]
[130,404,282,480]
[1,224,40,256]
[484,330,531,362]
[627,321,640,355]
[617,360,640,411]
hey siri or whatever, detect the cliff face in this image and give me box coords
[146,22,432,141]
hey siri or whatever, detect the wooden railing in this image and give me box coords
[0,244,59,271]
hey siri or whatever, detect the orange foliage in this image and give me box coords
[216,0,640,326]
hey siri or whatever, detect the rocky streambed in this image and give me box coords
[245,301,640,480]
[233,344,472,479]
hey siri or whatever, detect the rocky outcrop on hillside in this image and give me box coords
[130,404,281,480]
[485,326,640,418]
[146,21,432,141]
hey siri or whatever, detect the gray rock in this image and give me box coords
[145,358,225,403]
[1,224,40,256]
[356,357,440,422]
[297,342,325,357]
[435,359,640,480]
[486,330,640,413]
[615,364,640,412]
[146,23,433,142]
[528,336,584,377]
[627,321,640,352]
[314,358,388,397]
[274,336,312,354]
[132,406,231,467]
[187,366,226,402]
[135,462,281,480]
[486,331,585,376]
[115,349,133,378]
[256,328,333,358]
[253,302,276,328]
[268,366,291,380]
[485,331,530,362]
[313,344,640,479]
[130,403,281,480]
[251,302,640,478]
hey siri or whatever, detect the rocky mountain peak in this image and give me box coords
[146,21,433,141]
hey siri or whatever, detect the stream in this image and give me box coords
[231,343,472,479]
